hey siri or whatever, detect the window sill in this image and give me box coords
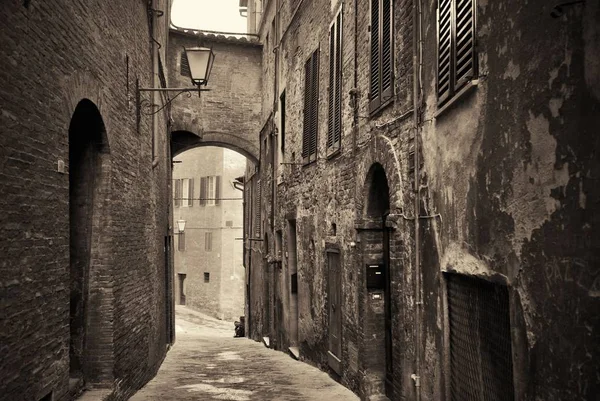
[326,147,341,160]
[302,158,317,168]
[369,96,394,118]
[435,79,479,119]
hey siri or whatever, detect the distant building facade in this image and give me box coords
[173,147,246,321]
[243,1,599,401]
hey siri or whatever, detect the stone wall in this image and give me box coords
[0,1,174,400]
[245,0,599,400]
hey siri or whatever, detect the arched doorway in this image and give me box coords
[361,162,394,399]
[68,99,108,384]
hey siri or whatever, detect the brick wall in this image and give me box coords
[0,1,173,400]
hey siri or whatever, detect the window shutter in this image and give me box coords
[328,23,335,150]
[255,180,261,237]
[174,179,181,207]
[381,0,392,102]
[437,0,452,103]
[334,12,342,149]
[180,52,190,77]
[200,177,207,206]
[309,50,319,161]
[215,176,221,205]
[188,178,194,207]
[302,58,312,160]
[454,0,475,90]
[369,0,380,112]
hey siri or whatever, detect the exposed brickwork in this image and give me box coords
[0,1,174,400]
[167,31,263,164]
[245,0,599,400]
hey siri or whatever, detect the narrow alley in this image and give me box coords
[129,307,358,401]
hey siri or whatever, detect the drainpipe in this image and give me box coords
[411,0,423,400]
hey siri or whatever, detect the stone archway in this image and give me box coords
[171,130,259,166]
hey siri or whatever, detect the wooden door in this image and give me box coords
[327,250,342,374]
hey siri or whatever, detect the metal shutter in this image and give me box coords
[309,50,319,161]
[334,12,342,149]
[454,0,475,90]
[328,23,335,150]
[215,176,221,205]
[369,0,380,111]
[302,58,312,160]
[381,0,392,102]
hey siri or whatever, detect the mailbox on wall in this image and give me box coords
[366,264,385,289]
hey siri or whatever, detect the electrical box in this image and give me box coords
[366,264,385,289]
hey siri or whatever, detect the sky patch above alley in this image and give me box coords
[171,0,247,33]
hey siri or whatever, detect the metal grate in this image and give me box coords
[447,273,514,401]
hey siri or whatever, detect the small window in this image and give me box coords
[302,49,319,164]
[437,0,477,105]
[204,272,210,283]
[369,0,393,114]
[205,232,212,251]
[200,176,221,206]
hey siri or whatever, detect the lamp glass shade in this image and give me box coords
[176,219,186,233]
[184,47,215,86]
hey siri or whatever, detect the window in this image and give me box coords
[437,0,477,105]
[369,0,393,114]
[173,178,193,207]
[204,272,210,283]
[178,232,185,251]
[205,232,212,251]
[302,49,319,164]
[180,51,190,77]
[200,176,221,206]
[446,273,514,400]
[328,9,342,153]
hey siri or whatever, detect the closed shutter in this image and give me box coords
[334,12,342,149]
[302,58,312,160]
[200,177,207,206]
[255,180,261,236]
[215,176,221,205]
[369,0,380,112]
[328,11,343,152]
[309,50,319,161]
[180,52,190,77]
[437,0,452,103]
[174,179,181,207]
[381,0,392,102]
[188,178,194,207]
[328,23,335,150]
[454,0,475,90]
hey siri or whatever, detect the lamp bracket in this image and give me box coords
[136,85,211,117]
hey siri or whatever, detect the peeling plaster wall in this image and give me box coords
[420,0,600,400]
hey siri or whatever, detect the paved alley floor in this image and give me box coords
[128,306,358,401]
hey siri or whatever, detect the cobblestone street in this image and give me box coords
[128,306,358,401]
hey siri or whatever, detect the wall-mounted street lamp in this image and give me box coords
[176,219,186,234]
[136,47,216,117]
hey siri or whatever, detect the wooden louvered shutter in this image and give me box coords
[189,178,194,207]
[328,23,335,150]
[180,51,190,77]
[255,180,261,236]
[309,50,319,162]
[174,179,181,207]
[381,0,392,103]
[215,176,221,205]
[200,177,207,206]
[334,12,342,149]
[454,0,475,91]
[369,0,380,112]
[303,58,312,160]
[438,0,452,103]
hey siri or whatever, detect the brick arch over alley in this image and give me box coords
[168,28,263,165]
